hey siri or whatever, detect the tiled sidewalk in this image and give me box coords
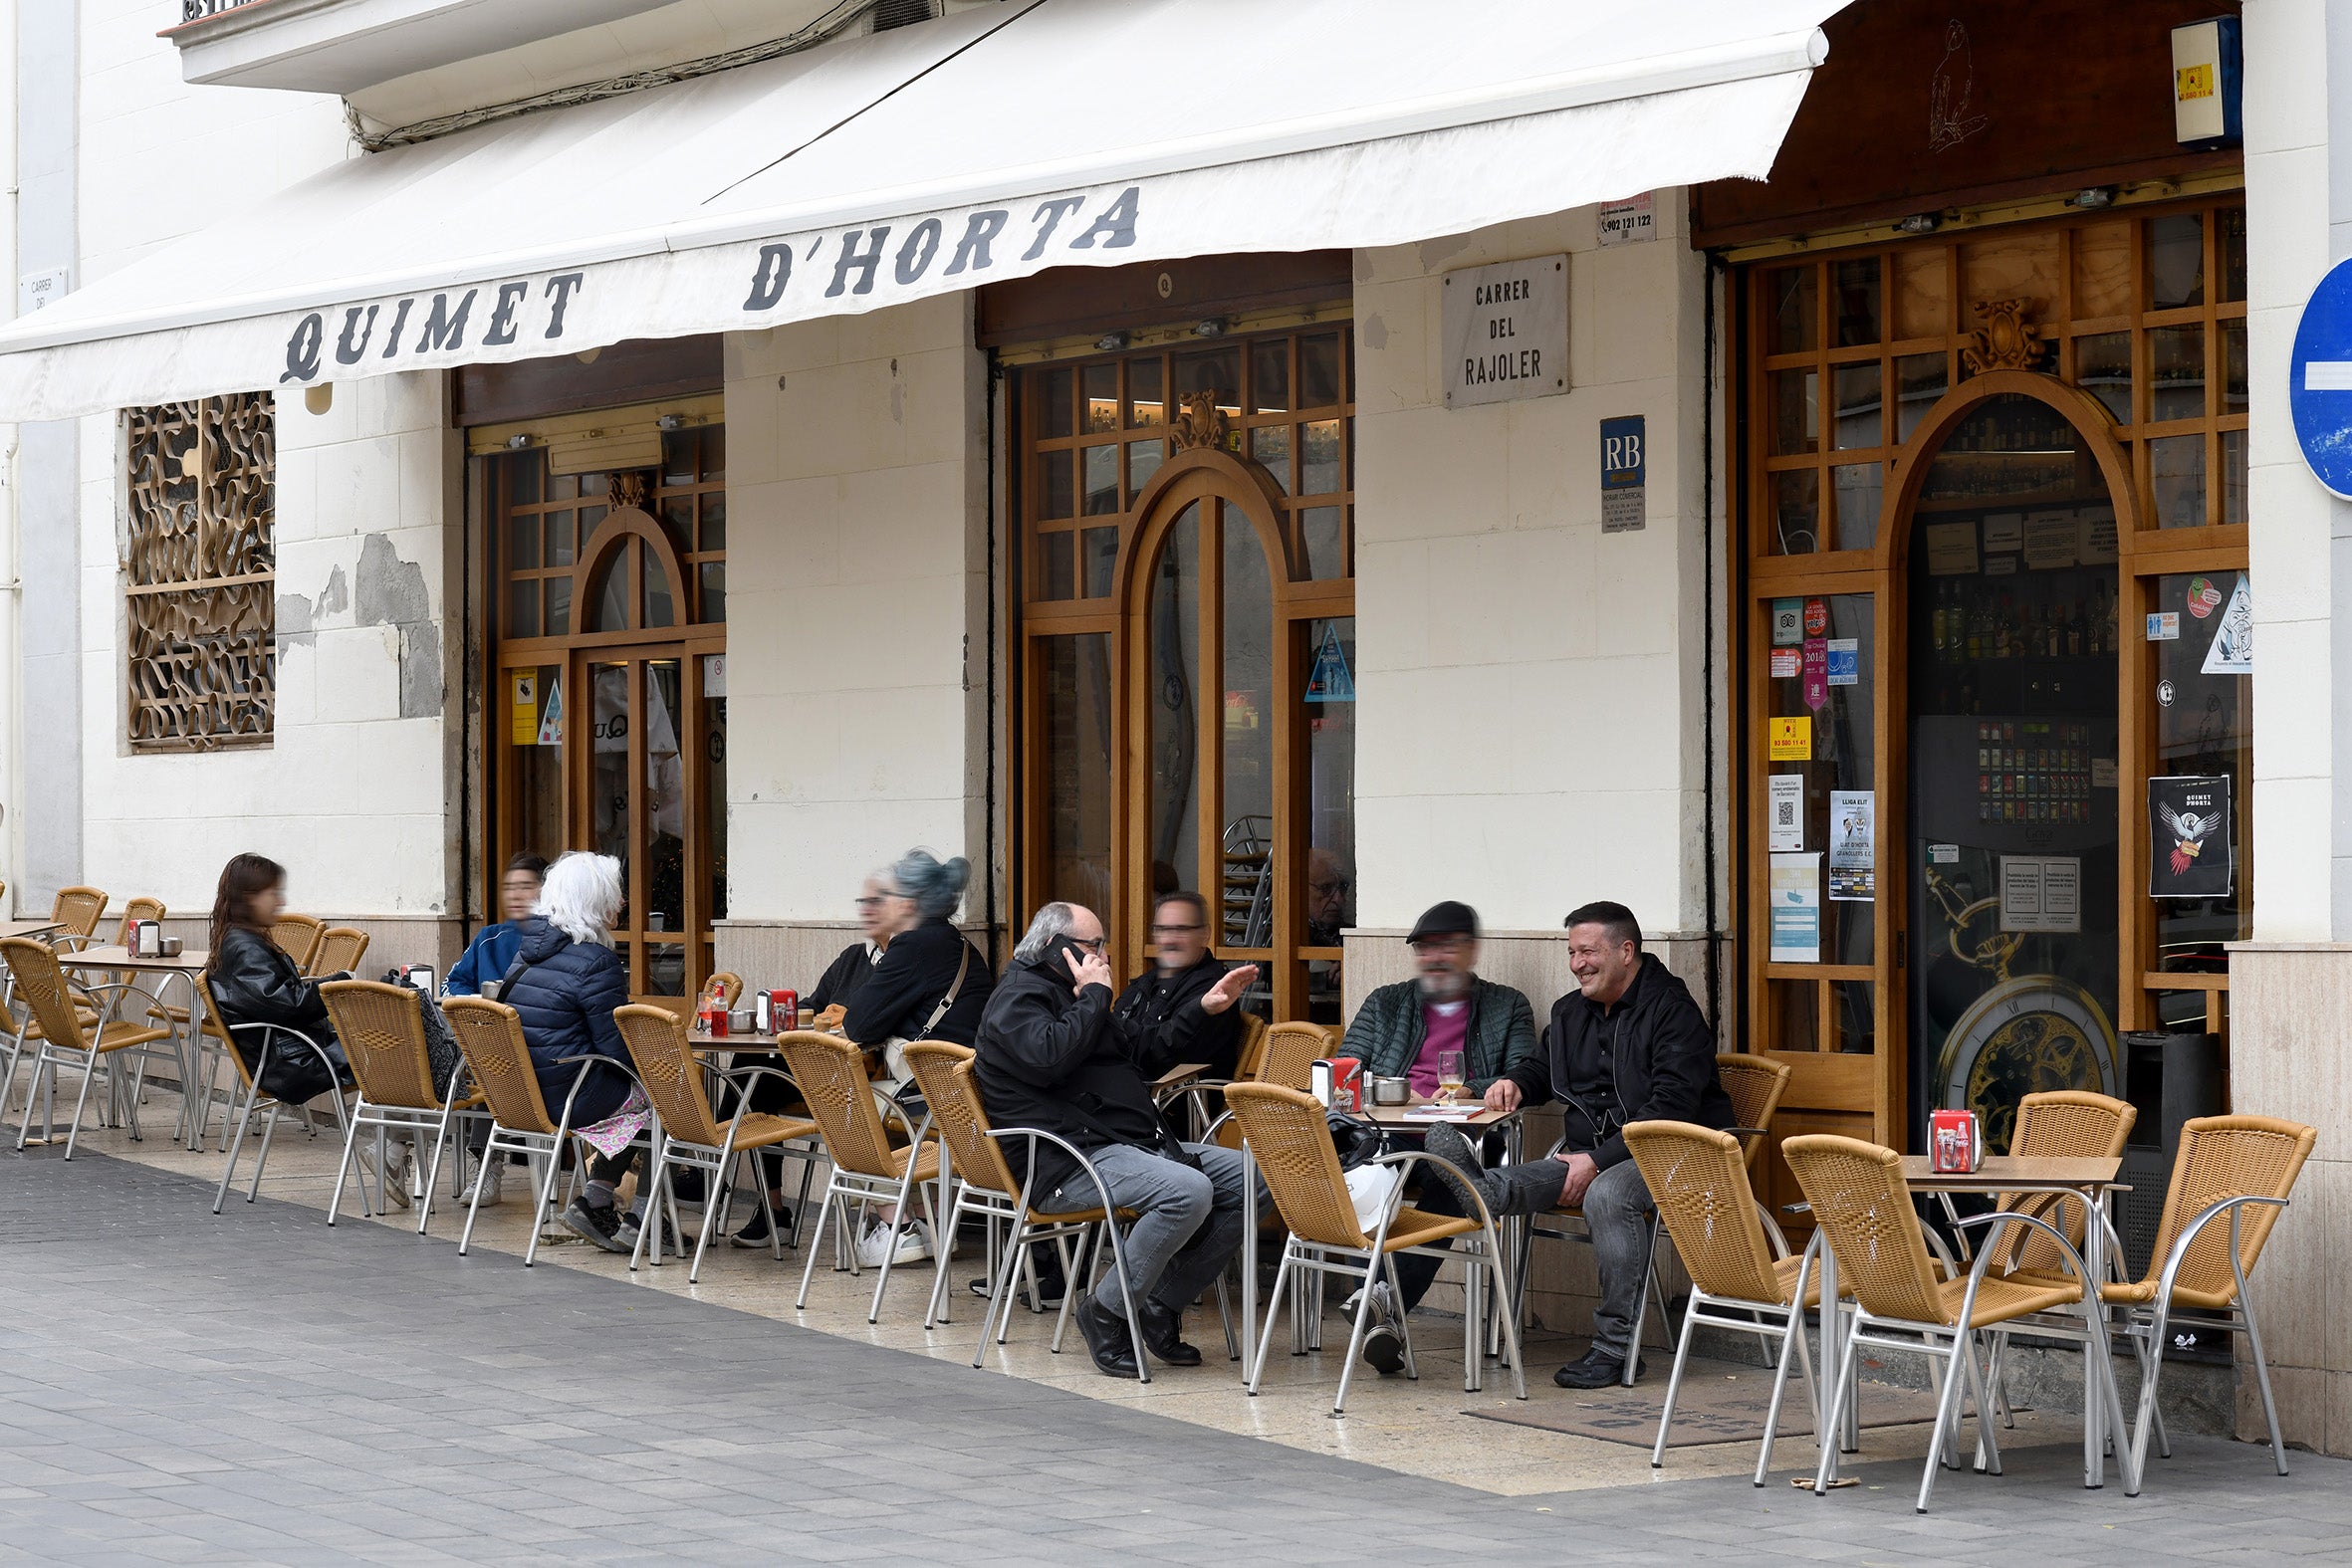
[2,1089,2345,1563]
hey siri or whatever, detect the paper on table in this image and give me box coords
[1402,1103,1486,1120]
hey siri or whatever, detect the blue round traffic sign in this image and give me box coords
[2290,257,2352,498]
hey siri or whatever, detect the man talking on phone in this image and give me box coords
[974,901,1261,1379]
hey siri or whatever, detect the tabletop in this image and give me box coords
[58,944,209,972]
[1153,1062,1210,1089]
[0,920,64,941]
[1358,1098,1519,1129]
[1899,1154,2123,1192]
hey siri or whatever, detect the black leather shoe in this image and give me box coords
[1139,1301,1202,1367]
[1552,1348,1646,1389]
[1073,1293,1142,1379]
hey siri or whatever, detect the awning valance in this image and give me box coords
[0,0,1838,421]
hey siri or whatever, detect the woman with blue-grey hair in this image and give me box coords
[839,848,997,1266]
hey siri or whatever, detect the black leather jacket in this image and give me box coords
[208,924,337,1039]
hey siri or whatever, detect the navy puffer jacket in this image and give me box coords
[496,916,633,1126]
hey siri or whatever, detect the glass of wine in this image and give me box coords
[1436,1048,1466,1103]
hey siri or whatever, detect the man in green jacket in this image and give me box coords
[1337,901,1538,1373]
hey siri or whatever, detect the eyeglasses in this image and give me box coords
[854,896,885,908]
[1071,935,1106,952]
[1150,923,1206,934]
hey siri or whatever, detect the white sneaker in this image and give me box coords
[460,1157,505,1209]
[378,1143,415,1210]
[856,1220,932,1266]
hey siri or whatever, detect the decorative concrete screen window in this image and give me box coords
[123,394,275,751]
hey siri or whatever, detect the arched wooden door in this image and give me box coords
[1113,442,1354,1021]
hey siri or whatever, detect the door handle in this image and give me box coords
[1896,931,1908,970]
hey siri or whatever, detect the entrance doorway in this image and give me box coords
[1904,392,2122,1150]
[485,423,728,1005]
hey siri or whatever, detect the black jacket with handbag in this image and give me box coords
[974,947,1187,1201]
[841,916,994,1046]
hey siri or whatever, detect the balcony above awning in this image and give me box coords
[0,0,1839,422]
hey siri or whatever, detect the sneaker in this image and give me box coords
[730,1201,794,1248]
[615,1209,678,1256]
[561,1197,627,1253]
[378,1143,415,1211]
[459,1157,505,1209]
[1552,1347,1647,1389]
[1357,1281,1405,1375]
[856,1220,932,1267]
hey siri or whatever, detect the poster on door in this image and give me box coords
[2148,776,2233,898]
[1827,790,1874,901]
[1768,853,1822,962]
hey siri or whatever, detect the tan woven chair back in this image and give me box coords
[51,886,108,940]
[2,937,87,1053]
[201,973,259,1091]
[1232,1012,1271,1081]
[1226,1082,1369,1250]
[270,915,326,972]
[1717,1053,1791,1169]
[112,898,166,948]
[2143,1114,2317,1298]
[443,997,559,1136]
[776,1029,901,1178]
[706,971,744,1007]
[1625,1120,1786,1305]
[613,1005,727,1146]
[903,1042,1020,1197]
[1999,1090,2137,1274]
[1782,1133,1950,1325]
[1255,1021,1328,1093]
[311,927,370,978]
[320,981,442,1111]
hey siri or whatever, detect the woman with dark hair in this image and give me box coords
[444,851,550,999]
[839,848,996,1265]
[205,852,354,1110]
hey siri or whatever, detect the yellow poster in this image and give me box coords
[509,672,537,747]
[1768,716,1811,762]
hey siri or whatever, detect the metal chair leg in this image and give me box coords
[61,1049,101,1160]
[1915,1334,1969,1513]
[795,1181,838,1308]
[212,1075,266,1214]
[1654,1293,1703,1468]
[1329,1256,1380,1416]
[1247,1243,1296,1395]
[327,1103,367,1226]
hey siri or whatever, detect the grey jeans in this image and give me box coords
[1484,1153,1656,1362]
[1042,1142,1257,1317]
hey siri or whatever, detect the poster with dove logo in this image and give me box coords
[2148,776,2232,899]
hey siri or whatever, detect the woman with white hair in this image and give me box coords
[493,851,646,1252]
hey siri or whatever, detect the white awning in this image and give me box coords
[0,0,1839,421]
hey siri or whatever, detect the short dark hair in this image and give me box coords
[1154,890,1211,929]
[505,852,550,880]
[1564,901,1642,953]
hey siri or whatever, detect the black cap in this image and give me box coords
[1407,901,1480,944]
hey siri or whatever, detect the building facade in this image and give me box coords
[5,0,2349,1450]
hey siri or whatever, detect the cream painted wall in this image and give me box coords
[1350,203,1711,941]
[718,295,990,926]
[78,372,462,918]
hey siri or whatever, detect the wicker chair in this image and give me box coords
[48,886,110,952]
[902,1041,1127,1360]
[269,914,327,973]
[442,996,615,1265]
[1782,1132,2116,1511]
[776,1029,944,1323]
[1,936,172,1158]
[1254,1021,1329,1094]
[705,971,745,1008]
[611,1005,823,1281]
[2096,1114,2316,1489]
[1229,1081,1526,1415]
[1718,1053,1793,1169]
[309,927,371,979]
[204,971,355,1214]
[1623,1120,1824,1480]
[319,981,485,1233]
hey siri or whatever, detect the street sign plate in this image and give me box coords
[2288,256,2352,498]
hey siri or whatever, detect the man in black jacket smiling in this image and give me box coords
[1426,901,1735,1389]
[974,900,1258,1378]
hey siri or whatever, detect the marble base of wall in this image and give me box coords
[2219,942,2352,1456]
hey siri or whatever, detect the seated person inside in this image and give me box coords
[1427,900,1734,1389]
[444,852,548,998]
[1111,890,1251,1081]
[205,852,355,1105]
[974,901,1258,1379]
[1337,900,1537,1374]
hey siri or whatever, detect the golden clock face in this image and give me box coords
[1938,976,2118,1154]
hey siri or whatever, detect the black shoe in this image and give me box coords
[730,1202,793,1248]
[1552,1348,1646,1389]
[1139,1301,1202,1367]
[968,1256,1067,1309]
[1072,1292,1142,1379]
[561,1198,628,1254]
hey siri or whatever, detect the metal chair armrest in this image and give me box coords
[984,1125,1126,1220]
[2154,1195,2289,1305]
[225,1019,344,1100]
[1954,1209,2097,1293]
[1371,1148,1507,1233]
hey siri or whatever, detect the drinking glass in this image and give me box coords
[1436,1048,1466,1102]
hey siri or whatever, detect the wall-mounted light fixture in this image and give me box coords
[505,434,532,450]
[1193,318,1227,337]
[655,413,685,430]
[1895,212,1943,236]
[1094,331,1130,351]
[2069,185,2118,210]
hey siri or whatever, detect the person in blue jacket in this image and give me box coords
[444,851,548,997]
